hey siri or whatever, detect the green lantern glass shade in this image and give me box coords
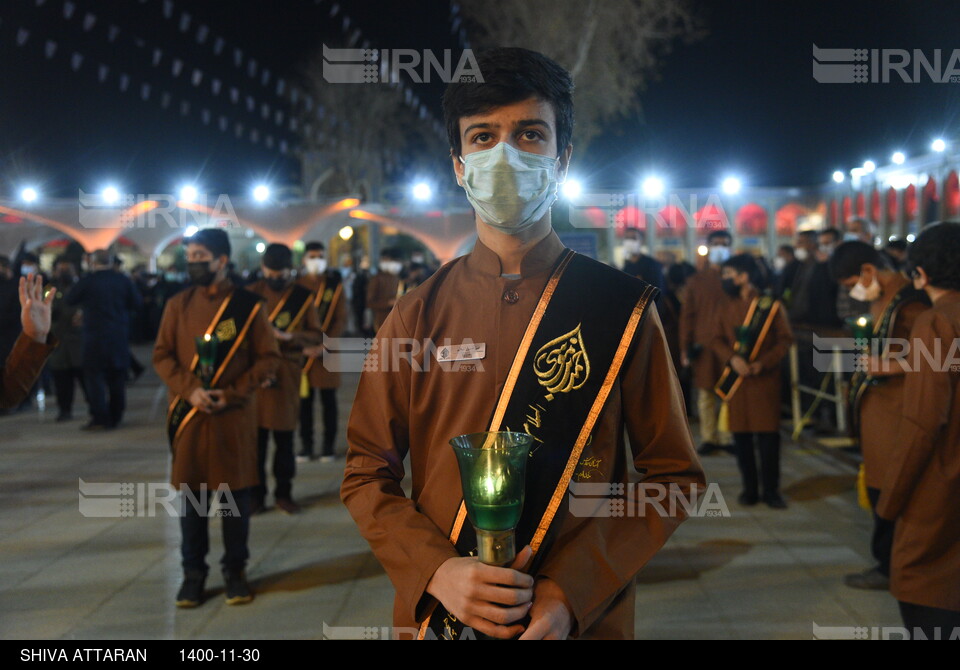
[194,334,219,389]
[847,314,875,342]
[450,431,534,566]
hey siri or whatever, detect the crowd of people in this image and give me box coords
[1,45,956,639]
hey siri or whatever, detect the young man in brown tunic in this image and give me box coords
[877,222,960,637]
[712,254,793,508]
[829,242,930,591]
[248,243,322,514]
[680,230,735,455]
[341,48,704,640]
[296,241,348,462]
[153,229,280,607]
[1,273,57,409]
[365,247,403,332]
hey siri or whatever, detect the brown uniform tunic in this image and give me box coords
[341,231,705,639]
[297,273,348,390]
[248,279,322,431]
[366,272,400,332]
[711,289,794,433]
[0,332,56,409]
[858,273,929,489]
[680,266,732,391]
[877,292,960,613]
[153,279,281,490]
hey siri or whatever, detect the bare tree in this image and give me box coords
[296,51,448,201]
[456,0,703,151]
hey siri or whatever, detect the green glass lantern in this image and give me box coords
[194,333,219,389]
[734,325,751,354]
[848,314,874,342]
[450,431,533,566]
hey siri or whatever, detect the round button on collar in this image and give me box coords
[502,289,520,304]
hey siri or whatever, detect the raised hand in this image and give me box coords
[19,274,55,343]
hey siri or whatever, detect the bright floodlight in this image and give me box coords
[338,225,354,241]
[252,184,270,202]
[832,171,845,184]
[179,185,199,202]
[102,186,120,204]
[932,138,947,153]
[697,245,709,257]
[20,187,38,203]
[255,242,266,253]
[184,225,199,238]
[562,179,582,199]
[412,182,432,201]
[850,167,866,179]
[891,151,905,165]
[863,160,876,173]
[641,176,665,198]
[721,177,741,195]
[906,233,916,243]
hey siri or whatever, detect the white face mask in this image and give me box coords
[304,258,327,275]
[20,265,38,276]
[849,275,881,302]
[622,239,642,256]
[459,142,560,234]
[795,247,809,262]
[708,245,731,265]
[380,261,402,275]
[773,257,787,273]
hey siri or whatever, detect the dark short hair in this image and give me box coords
[624,227,646,241]
[707,230,732,244]
[885,238,907,252]
[186,228,231,259]
[722,253,761,286]
[262,243,293,270]
[777,244,795,256]
[819,227,841,243]
[829,241,888,281]
[667,261,696,288]
[798,230,818,243]
[304,241,325,252]
[380,247,402,261]
[442,47,574,158]
[22,252,39,264]
[909,222,960,291]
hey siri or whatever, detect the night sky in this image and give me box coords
[2,0,959,198]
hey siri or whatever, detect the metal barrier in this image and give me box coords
[788,330,849,438]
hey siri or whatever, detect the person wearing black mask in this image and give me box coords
[153,228,281,607]
[712,254,794,508]
[247,244,323,515]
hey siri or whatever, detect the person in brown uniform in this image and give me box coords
[712,253,794,508]
[296,241,348,463]
[681,229,735,455]
[1,273,56,409]
[248,243,322,514]
[829,241,930,591]
[341,48,704,640]
[878,222,960,637]
[153,229,280,607]
[366,248,403,332]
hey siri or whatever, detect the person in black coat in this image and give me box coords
[66,249,142,429]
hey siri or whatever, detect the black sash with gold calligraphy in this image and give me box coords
[714,295,781,401]
[421,250,659,640]
[303,273,343,376]
[166,288,262,450]
[269,283,313,333]
[848,285,929,435]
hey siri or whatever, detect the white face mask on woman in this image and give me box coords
[304,258,327,275]
[849,275,881,302]
[459,142,560,235]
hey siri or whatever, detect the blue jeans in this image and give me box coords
[179,486,251,575]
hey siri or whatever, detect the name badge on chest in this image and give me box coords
[435,342,486,363]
